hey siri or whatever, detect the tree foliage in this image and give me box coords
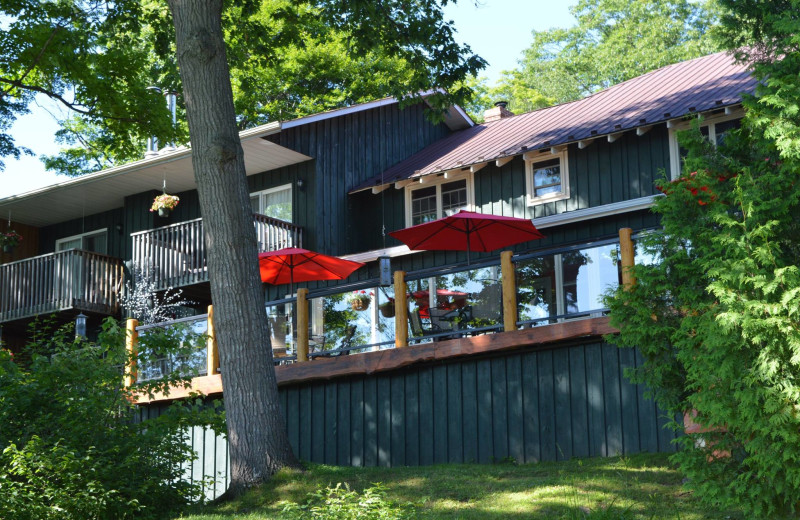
[2,0,487,176]
[498,0,720,110]
[605,2,800,515]
[715,0,800,159]
[0,0,179,173]
[0,319,223,519]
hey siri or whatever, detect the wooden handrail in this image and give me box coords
[0,249,123,323]
[131,214,302,291]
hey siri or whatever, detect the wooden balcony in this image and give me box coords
[131,214,302,291]
[0,249,124,323]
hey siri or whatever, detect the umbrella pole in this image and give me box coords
[466,228,471,266]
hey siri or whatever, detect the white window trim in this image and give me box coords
[250,183,292,220]
[55,228,108,252]
[404,171,474,227]
[668,108,744,179]
[525,149,570,206]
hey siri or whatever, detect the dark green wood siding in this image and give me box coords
[285,341,679,466]
[267,102,451,256]
[141,340,679,496]
[355,124,670,254]
[39,207,126,258]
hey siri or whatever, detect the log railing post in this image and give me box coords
[296,288,309,362]
[124,318,139,387]
[619,228,636,289]
[206,304,219,375]
[500,250,518,332]
[394,271,408,348]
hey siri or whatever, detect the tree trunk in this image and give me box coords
[166,0,300,493]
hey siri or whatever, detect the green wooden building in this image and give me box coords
[0,51,755,499]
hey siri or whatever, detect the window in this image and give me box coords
[250,184,292,223]
[525,149,569,205]
[668,110,743,179]
[55,229,107,254]
[406,173,472,226]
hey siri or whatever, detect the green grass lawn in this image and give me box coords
[176,453,743,519]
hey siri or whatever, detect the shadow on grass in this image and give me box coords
[182,453,745,520]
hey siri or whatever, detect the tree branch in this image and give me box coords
[0,26,63,100]
[0,77,144,124]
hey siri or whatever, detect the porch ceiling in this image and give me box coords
[0,126,312,228]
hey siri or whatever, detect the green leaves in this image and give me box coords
[502,0,720,105]
[4,0,487,175]
[606,103,800,516]
[0,318,222,519]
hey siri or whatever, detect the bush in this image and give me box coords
[605,123,800,517]
[0,318,223,520]
[281,483,414,520]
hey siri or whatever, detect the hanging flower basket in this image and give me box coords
[151,193,180,216]
[379,299,395,318]
[349,291,371,311]
[1,230,22,254]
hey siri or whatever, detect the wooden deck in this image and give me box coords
[135,316,617,403]
[0,249,124,323]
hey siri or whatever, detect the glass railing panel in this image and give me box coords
[136,315,208,383]
[516,254,559,326]
[266,298,296,356]
[515,242,621,327]
[562,243,620,315]
[406,265,503,342]
[308,286,396,356]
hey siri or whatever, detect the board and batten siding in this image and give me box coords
[354,123,670,254]
[266,102,452,257]
[39,207,125,258]
[141,339,678,499]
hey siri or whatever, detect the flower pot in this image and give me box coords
[351,298,370,311]
[2,245,14,254]
[158,207,171,218]
[379,302,395,318]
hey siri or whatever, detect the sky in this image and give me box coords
[0,0,575,199]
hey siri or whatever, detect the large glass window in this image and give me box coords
[407,175,471,226]
[526,149,569,205]
[251,184,292,223]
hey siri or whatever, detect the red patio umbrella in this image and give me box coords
[389,210,545,264]
[258,247,365,288]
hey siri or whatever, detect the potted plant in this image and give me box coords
[349,290,371,311]
[379,298,395,318]
[0,230,22,254]
[150,193,180,217]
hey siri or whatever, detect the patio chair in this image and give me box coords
[409,308,442,337]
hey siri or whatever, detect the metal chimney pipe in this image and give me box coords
[144,86,162,158]
[163,91,177,151]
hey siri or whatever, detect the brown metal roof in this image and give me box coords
[351,51,756,193]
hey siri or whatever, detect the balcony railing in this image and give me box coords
[130,214,302,291]
[0,249,124,323]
